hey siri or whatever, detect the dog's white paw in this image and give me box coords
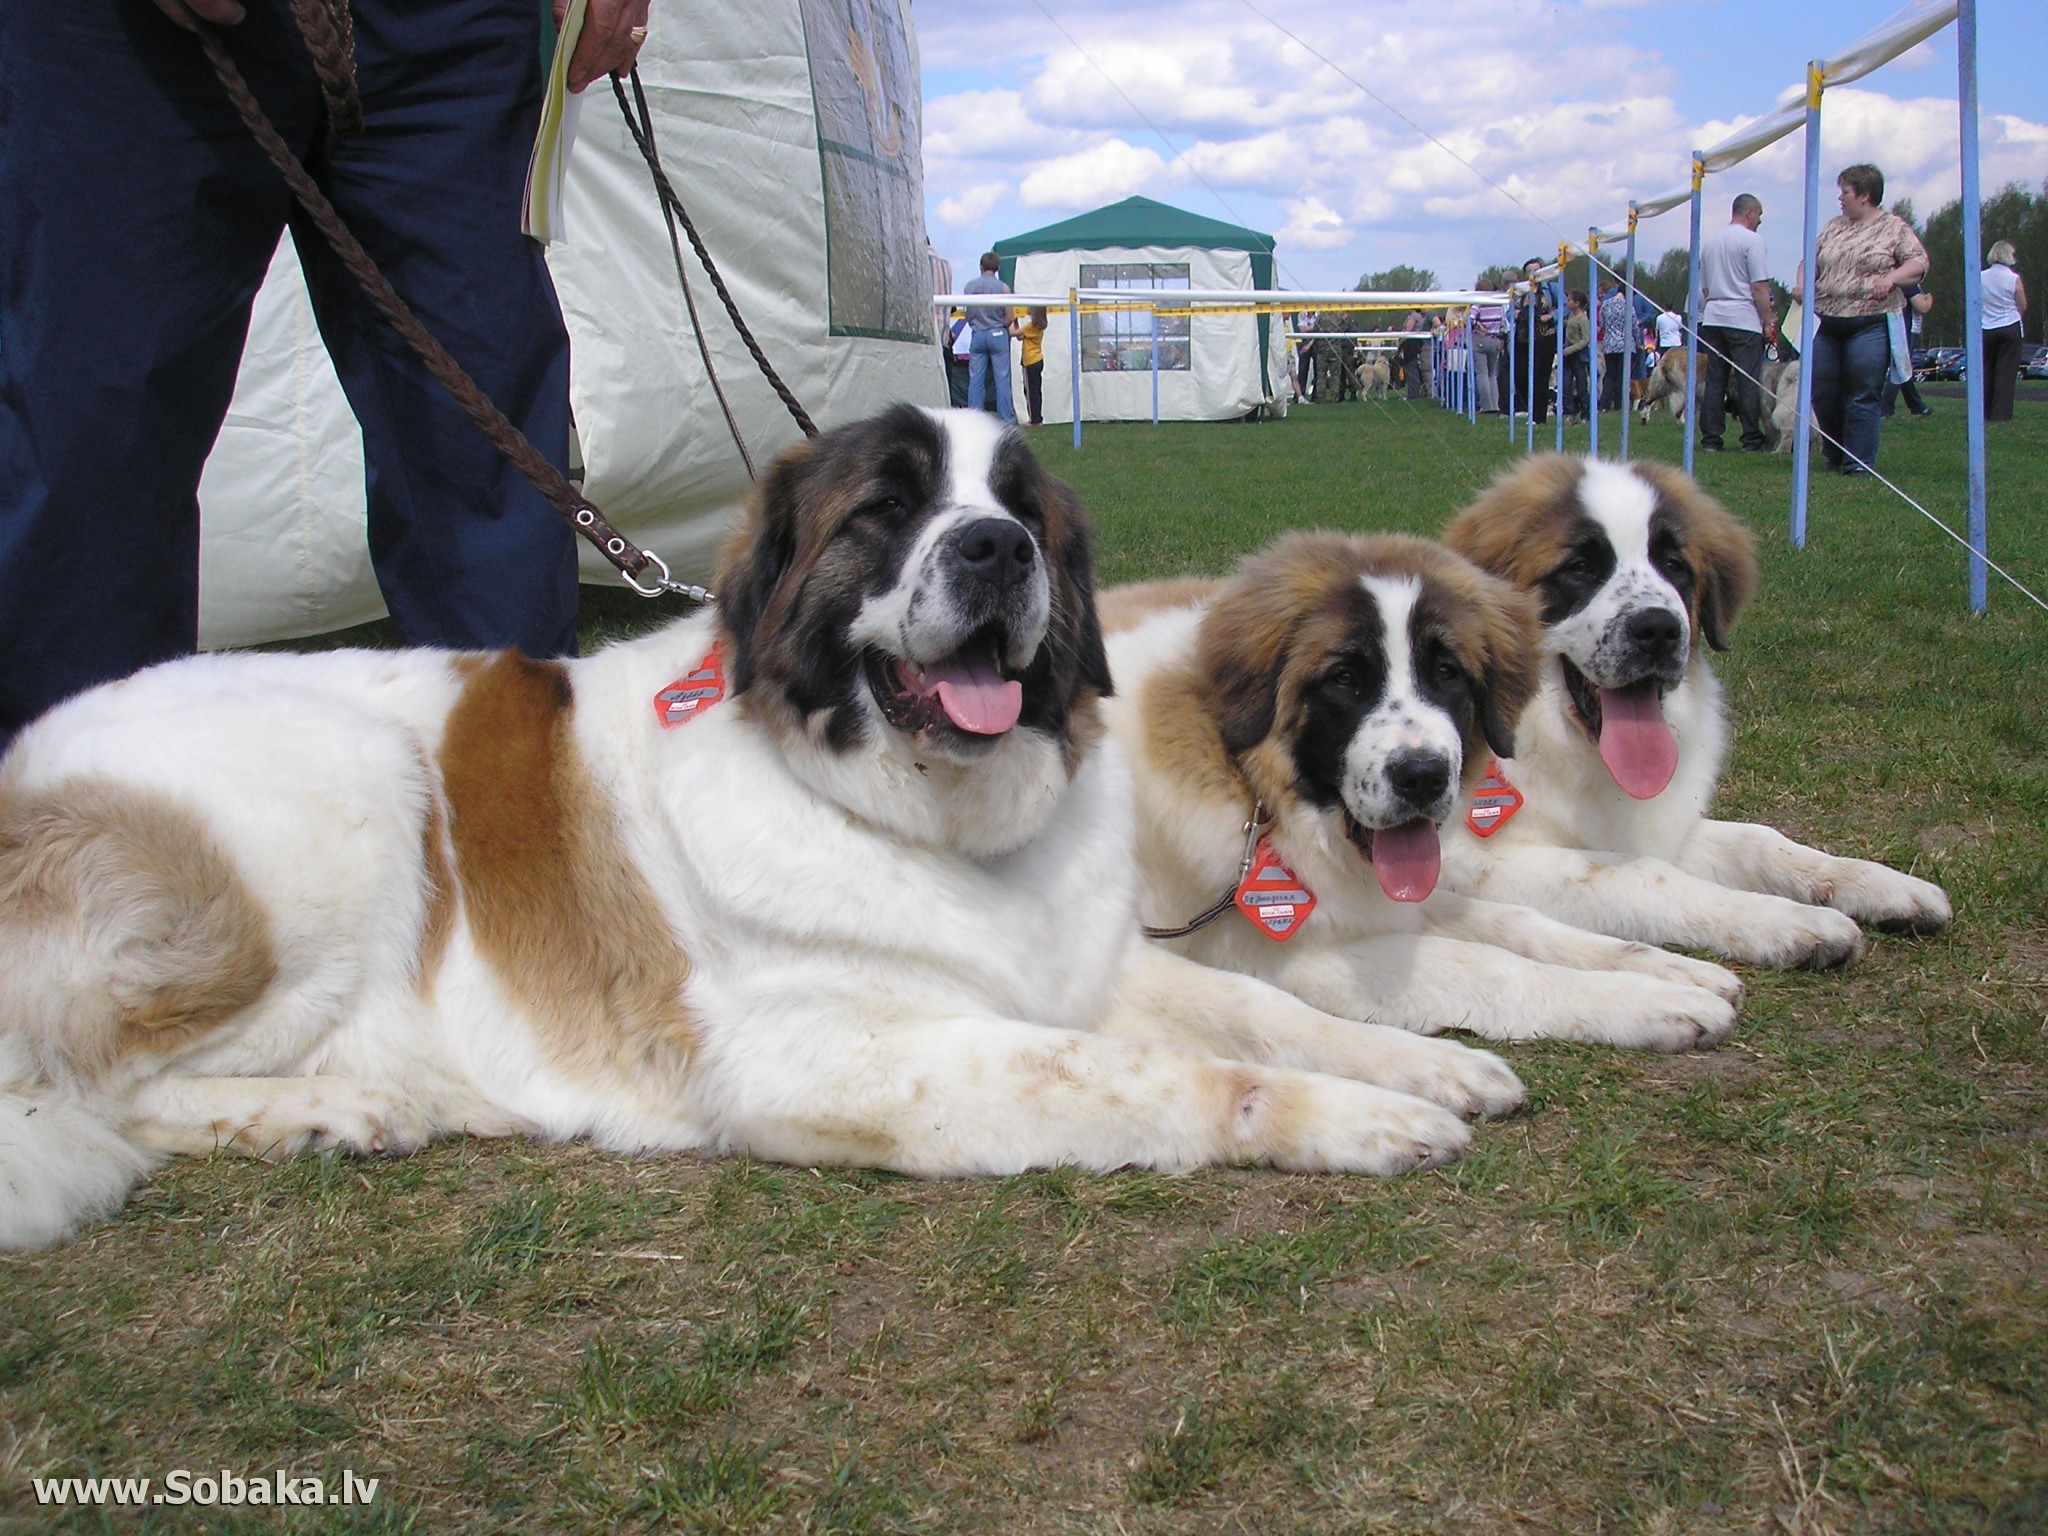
[1370,1037,1527,1121]
[1830,864,1952,937]
[257,1082,432,1160]
[1268,1080,1473,1176]
[1726,905,1867,970]
[1558,975,1738,1053]
[1611,942,1746,1005]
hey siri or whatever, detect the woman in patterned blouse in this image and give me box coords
[1792,163,1929,477]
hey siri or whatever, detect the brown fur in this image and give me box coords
[0,781,275,1070]
[412,764,458,1001]
[1444,454,1757,652]
[1099,577,1219,636]
[437,652,696,1100]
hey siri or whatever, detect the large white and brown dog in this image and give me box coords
[1099,536,1743,1052]
[1439,454,1950,966]
[0,407,1524,1251]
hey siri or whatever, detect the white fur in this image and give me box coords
[0,411,1527,1250]
[1105,597,1742,1053]
[1441,460,1952,966]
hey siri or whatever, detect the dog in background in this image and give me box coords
[1439,454,1950,967]
[1100,535,1742,1052]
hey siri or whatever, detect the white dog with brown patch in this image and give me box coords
[0,407,1525,1251]
[1098,536,1743,1052]
[1439,454,1951,966]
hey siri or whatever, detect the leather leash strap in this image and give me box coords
[193,18,684,596]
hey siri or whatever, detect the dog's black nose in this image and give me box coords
[1386,749,1452,810]
[1626,608,1684,657]
[950,517,1037,588]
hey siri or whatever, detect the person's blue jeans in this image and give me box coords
[966,327,1015,423]
[0,0,580,745]
[1808,314,1891,472]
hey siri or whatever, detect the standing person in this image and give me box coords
[1561,290,1592,424]
[1696,193,1778,453]
[0,0,652,750]
[1400,307,1431,399]
[1630,285,1661,405]
[1981,241,2030,423]
[1597,278,1629,414]
[1792,165,1927,475]
[1295,311,1317,402]
[1881,286,1935,418]
[962,252,1016,424]
[944,308,972,407]
[1471,281,1505,414]
[1516,258,1558,425]
[1016,305,1048,426]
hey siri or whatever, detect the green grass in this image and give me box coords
[3,398,2044,1534]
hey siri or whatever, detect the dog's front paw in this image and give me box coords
[1374,1037,1527,1121]
[1721,904,1866,970]
[1268,1080,1473,1176]
[1831,864,1952,937]
[1612,942,1745,1005]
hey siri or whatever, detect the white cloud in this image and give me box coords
[1279,196,1351,250]
[936,181,1011,229]
[1017,139,1169,210]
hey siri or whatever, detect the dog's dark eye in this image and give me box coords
[1562,548,1601,576]
[1433,658,1463,685]
[862,496,905,520]
[1322,664,1361,696]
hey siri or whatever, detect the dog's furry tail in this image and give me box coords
[0,1035,154,1250]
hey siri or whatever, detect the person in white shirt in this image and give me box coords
[1980,240,2029,422]
[1696,193,1779,452]
[1656,309,1684,351]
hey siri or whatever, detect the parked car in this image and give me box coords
[1915,346,1964,381]
[2022,343,2048,381]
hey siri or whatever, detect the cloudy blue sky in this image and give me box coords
[916,0,2046,293]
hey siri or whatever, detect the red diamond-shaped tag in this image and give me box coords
[1234,838,1316,942]
[653,645,726,728]
[1465,757,1524,838]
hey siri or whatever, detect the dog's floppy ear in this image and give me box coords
[1472,577,1542,762]
[714,439,816,695]
[1197,580,1289,757]
[1043,475,1115,699]
[1634,461,1758,652]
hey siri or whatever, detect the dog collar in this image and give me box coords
[1465,758,1524,837]
[652,644,727,728]
[1143,802,1275,941]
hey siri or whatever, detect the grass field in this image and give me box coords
[3,398,2043,1535]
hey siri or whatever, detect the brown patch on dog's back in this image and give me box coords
[438,652,696,1098]
[1099,578,1219,635]
[0,781,277,1072]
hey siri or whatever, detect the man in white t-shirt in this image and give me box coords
[1696,193,1779,451]
[1655,309,1684,351]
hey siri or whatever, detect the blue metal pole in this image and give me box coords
[1467,310,1477,423]
[1958,0,1988,613]
[1622,204,1639,463]
[1555,243,1567,454]
[1684,153,1704,477]
[1507,295,1518,443]
[1588,229,1601,459]
[1149,304,1160,426]
[1069,287,1083,451]
[1528,281,1538,452]
[1791,66,1824,549]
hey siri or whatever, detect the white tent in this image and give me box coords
[994,197,1288,425]
[196,0,945,647]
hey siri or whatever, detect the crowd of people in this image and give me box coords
[1278,162,2032,473]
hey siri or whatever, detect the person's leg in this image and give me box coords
[297,0,577,658]
[1696,326,1731,449]
[1899,377,1931,416]
[948,356,969,408]
[1807,322,1845,470]
[1984,325,2019,421]
[1531,345,1552,424]
[1727,329,1766,450]
[1025,361,1043,424]
[967,329,989,411]
[1836,317,1889,472]
[990,332,1015,424]
[0,0,312,744]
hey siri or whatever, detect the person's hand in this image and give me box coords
[1867,270,1897,302]
[150,0,245,28]
[557,0,651,93]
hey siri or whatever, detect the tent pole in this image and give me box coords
[1958,0,1988,612]
[1622,204,1639,463]
[1791,68,1824,549]
[1684,153,1705,477]
[1507,292,1518,443]
[1069,287,1083,451]
[1150,304,1160,425]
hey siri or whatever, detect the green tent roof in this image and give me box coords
[991,196,1274,259]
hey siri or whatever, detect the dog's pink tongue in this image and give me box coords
[1597,683,1678,799]
[928,657,1023,735]
[1371,819,1441,903]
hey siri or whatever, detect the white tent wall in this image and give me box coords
[195,0,945,649]
[1010,247,1285,425]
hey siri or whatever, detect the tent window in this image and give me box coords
[1078,262,1191,372]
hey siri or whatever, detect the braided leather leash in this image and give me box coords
[193,17,703,601]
